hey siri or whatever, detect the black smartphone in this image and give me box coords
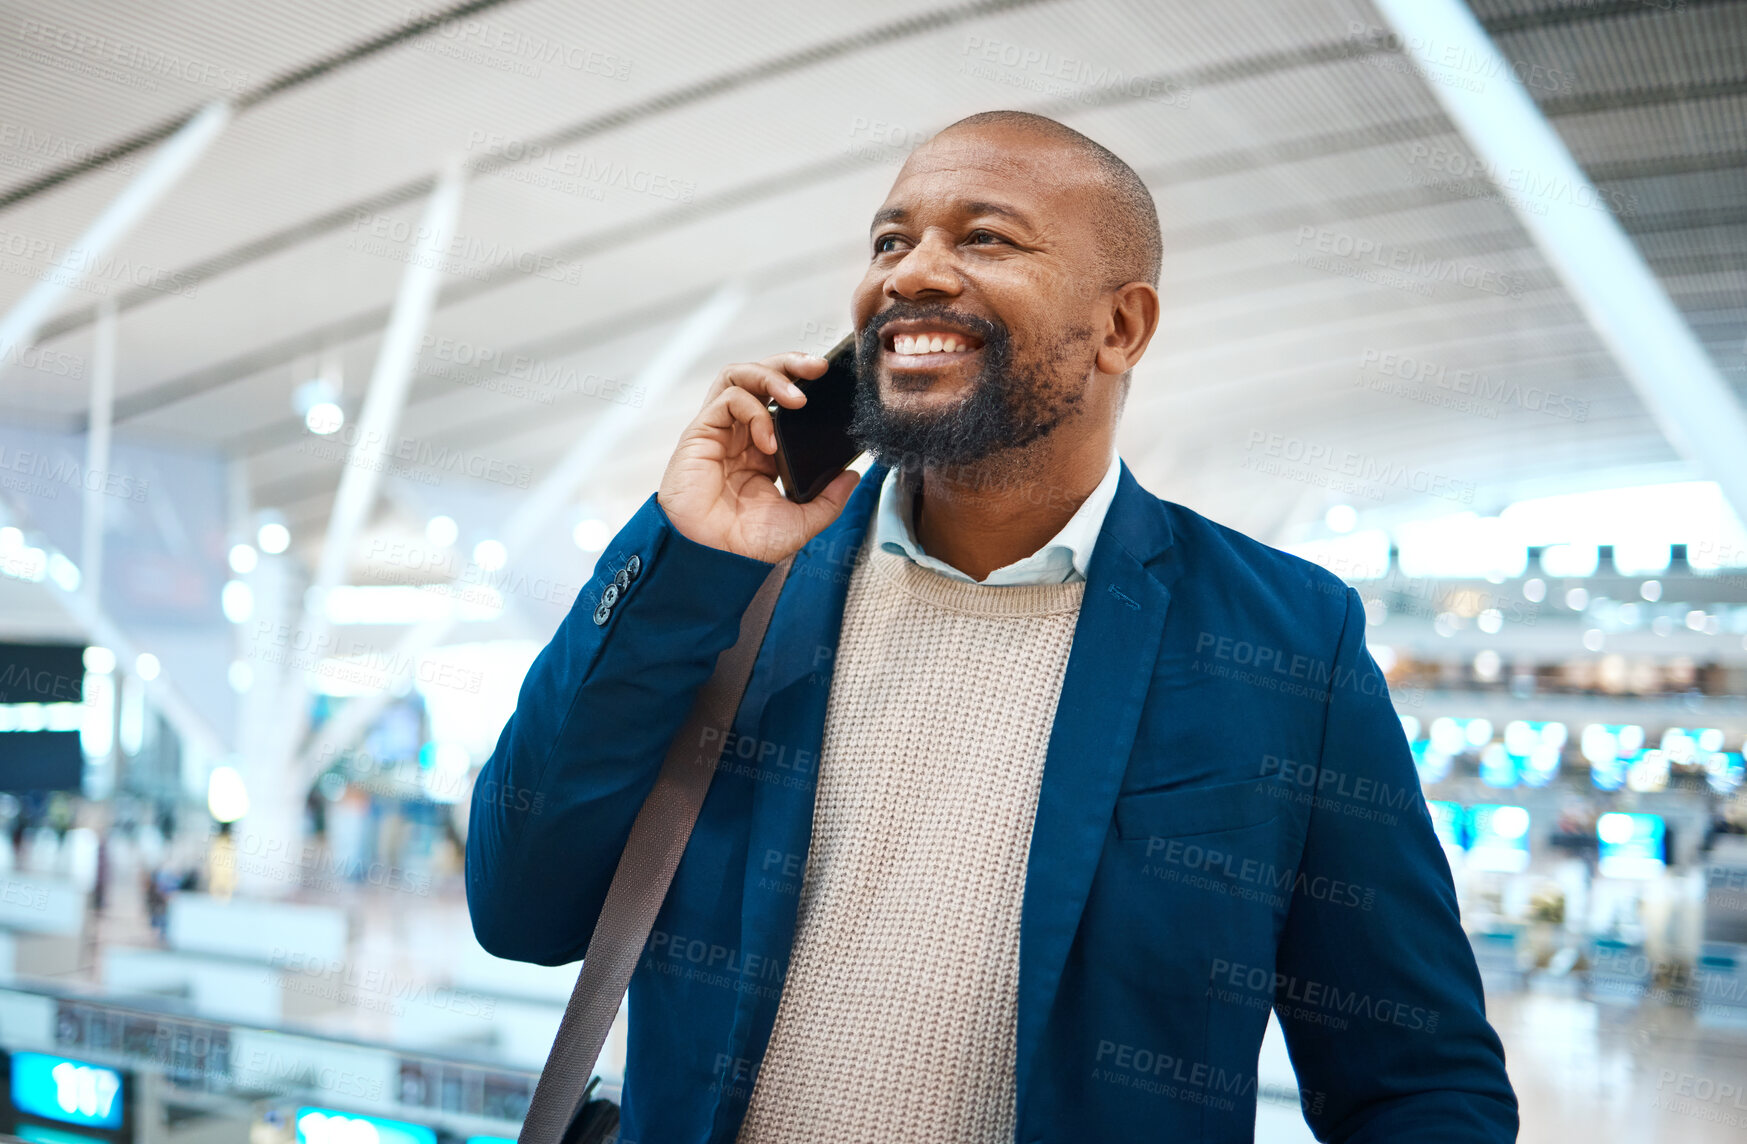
[770,333,864,503]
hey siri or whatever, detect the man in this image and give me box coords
[467,111,1517,1143]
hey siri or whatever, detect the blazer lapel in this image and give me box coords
[1016,462,1179,1101]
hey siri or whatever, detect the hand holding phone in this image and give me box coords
[657,343,862,563]
[770,334,865,504]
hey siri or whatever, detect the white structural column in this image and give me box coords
[292,161,466,689]
[0,102,231,372]
[1370,0,1747,523]
[82,300,116,601]
[294,280,749,781]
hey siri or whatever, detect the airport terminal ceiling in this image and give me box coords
[0,0,1742,562]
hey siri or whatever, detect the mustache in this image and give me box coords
[857,305,1006,357]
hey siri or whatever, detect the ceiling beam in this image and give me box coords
[1373,0,1747,526]
[291,280,747,784]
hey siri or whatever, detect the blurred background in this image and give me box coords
[0,0,1744,1140]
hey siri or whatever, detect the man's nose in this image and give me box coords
[885,233,961,300]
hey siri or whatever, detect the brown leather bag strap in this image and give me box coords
[517,555,794,1144]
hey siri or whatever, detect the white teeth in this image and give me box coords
[890,332,976,355]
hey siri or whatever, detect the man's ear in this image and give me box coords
[1094,281,1160,376]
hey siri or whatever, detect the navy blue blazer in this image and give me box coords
[467,461,1517,1143]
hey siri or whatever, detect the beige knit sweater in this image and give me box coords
[735,545,1085,1144]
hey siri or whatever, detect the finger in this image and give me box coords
[705,354,826,406]
[709,386,778,454]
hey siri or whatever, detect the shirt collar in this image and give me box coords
[871,451,1122,586]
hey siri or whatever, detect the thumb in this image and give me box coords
[796,467,862,539]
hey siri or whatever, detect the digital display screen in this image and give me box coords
[1467,804,1531,872]
[296,1108,437,1144]
[9,1053,124,1131]
[1598,813,1666,879]
[1427,800,1465,849]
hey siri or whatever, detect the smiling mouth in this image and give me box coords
[882,329,986,367]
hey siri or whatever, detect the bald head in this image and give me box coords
[933,110,1161,292]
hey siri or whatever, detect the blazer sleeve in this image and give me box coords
[464,492,774,965]
[1273,587,1518,1142]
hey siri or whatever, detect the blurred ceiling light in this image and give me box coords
[228,543,259,573]
[473,539,508,571]
[1612,539,1670,576]
[1640,579,1662,602]
[426,515,459,547]
[1541,544,1599,578]
[1477,608,1503,634]
[228,661,253,693]
[0,526,20,554]
[1651,615,1675,637]
[1522,577,1546,603]
[258,521,290,554]
[322,584,502,624]
[46,553,80,592]
[1686,609,1707,632]
[221,580,254,623]
[1474,649,1502,681]
[1565,587,1589,610]
[1394,513,1525,580]
[135,653,160,681]
[1583,628,1605,652]
[574,518,612,552]
[304,401,344,435]
[206,765,250,823]
[1288,530,1390,582]
[1324,504,1358,534]
[82,646,116,674]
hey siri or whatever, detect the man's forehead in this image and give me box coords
[879,128,1093,218]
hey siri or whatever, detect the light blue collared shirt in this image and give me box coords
[870,452,1123,585]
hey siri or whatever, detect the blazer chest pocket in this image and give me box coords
[1114,776,1280,842]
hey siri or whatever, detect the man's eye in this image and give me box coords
[967,230,1005,245]
[874,235,906,254]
